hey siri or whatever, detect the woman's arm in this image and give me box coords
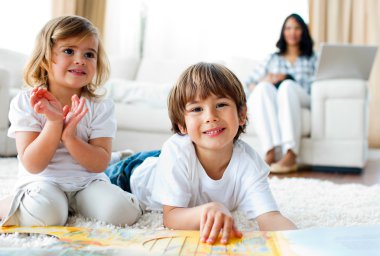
[247,54,289,91]
[263,73,285,84]
[256,211,297,230]
[246,54,275,91]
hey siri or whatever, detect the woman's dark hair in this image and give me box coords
[276,13,314,57]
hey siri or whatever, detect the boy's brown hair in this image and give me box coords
[168,62,247,141]
[23,15,110,98]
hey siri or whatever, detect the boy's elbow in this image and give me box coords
[162,206,180,229]
[256,211,297,231]
[163,214,174,229]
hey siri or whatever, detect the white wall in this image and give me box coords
[0,0,51,54]
[104,0,143,59]
[0,0,308,62]
[142,0,309,61]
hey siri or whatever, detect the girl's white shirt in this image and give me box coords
[8,90,117,192]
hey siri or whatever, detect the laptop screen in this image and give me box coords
[315,44,378,81]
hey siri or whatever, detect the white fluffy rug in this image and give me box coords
[1,157,380,248]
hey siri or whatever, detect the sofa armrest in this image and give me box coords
[311,79,368,140]
[0,69,10,130]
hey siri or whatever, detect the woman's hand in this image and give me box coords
[200,202,242,244]
[264,73,287,85]
[247,83,256,92]
[61,95,88,142]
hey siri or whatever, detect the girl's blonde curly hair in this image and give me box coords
[23,15,110,98]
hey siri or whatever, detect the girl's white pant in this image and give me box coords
[247,80,310,156]
[1,180,142,227]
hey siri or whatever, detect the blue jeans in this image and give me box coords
[105,150,161,193]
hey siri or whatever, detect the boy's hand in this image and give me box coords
[30,87,66,122]
[200,202,242,244]
[62,95,88,142]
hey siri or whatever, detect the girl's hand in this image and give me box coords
[200,202,242,245]
[30,87,66,122]
[62,95,88,142]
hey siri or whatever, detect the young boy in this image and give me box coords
[106,62,296,244]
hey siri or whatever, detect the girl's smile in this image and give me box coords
[68,68,87,75]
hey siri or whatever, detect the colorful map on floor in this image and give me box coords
[1,225,380,255]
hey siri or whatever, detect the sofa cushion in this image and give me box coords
[109,56,140,80]
[115,103,171,133]
[105,78,172,108]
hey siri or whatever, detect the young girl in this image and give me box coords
[0,15,142,227]
[107,62,296,244]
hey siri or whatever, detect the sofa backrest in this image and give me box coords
[109,56,140,80]
[108,56,260,91]
[0,48,28,89]
[135,58,202,84]
[224,56,259,85]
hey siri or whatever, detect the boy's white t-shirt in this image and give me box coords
[130,134,278,219]
[8,90,117,192]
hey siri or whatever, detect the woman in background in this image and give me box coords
[246,13,317,173]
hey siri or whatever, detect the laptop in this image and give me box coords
[315,44,378,81]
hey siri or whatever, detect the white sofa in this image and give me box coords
[108,57,369,171]
[0,49,369,171]
[0,49,28,156]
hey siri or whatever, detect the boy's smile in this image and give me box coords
[203,127,225,137]
[179,93,246,154]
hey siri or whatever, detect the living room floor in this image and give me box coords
[271,150,380,186]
